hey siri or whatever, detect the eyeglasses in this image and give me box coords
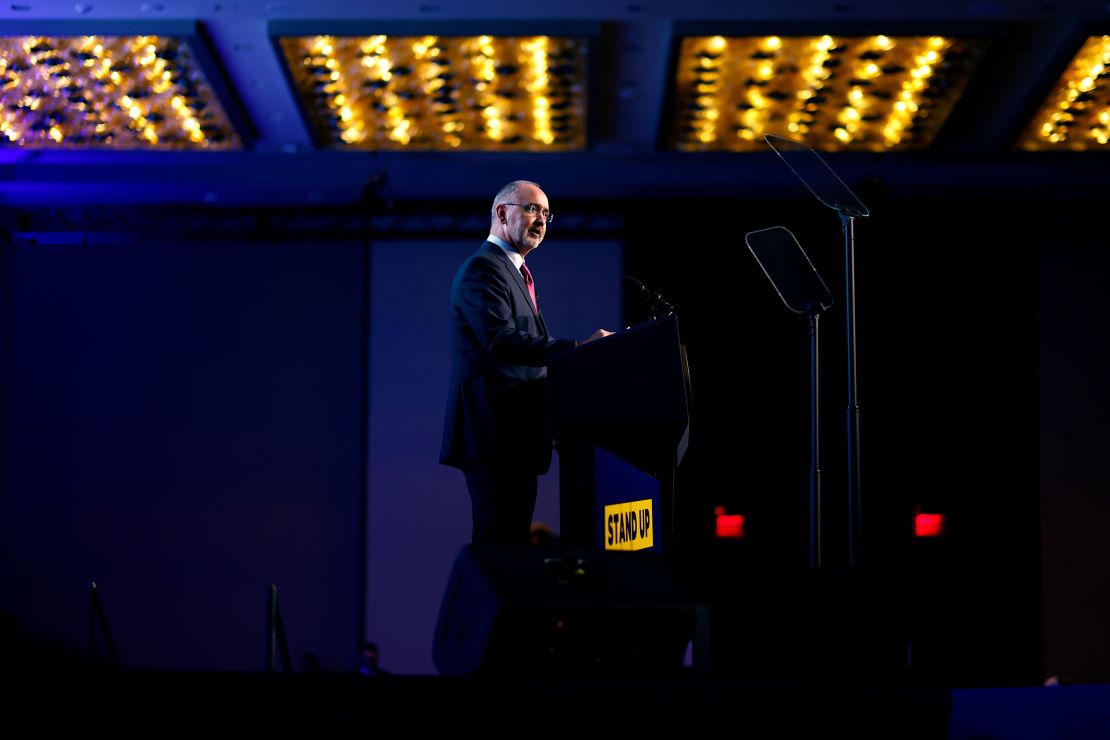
[501,203,553,224]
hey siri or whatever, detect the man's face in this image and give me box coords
[501,183,549,253]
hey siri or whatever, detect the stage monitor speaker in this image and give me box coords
[433,544,703,677]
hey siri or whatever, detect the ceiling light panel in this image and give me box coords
[1017,35,1110,150]
[0,34,241,150]
[669,34,988,152]
[278,34,588,151]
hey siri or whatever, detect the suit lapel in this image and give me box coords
[486,241,546,333]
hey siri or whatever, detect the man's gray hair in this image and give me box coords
[491,180,542,222]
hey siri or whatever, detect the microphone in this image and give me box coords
[625,275,675,317]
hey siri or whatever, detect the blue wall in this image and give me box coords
[1,239,365,670]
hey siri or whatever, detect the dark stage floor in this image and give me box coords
[11,668,1109,738]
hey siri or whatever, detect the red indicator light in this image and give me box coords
[716,513,745,539]
[915,512,945,538]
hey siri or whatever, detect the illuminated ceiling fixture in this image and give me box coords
[1018,35,1110,150]
[669,34,987,152]
[278,34,587,151]
[0,35,241,150]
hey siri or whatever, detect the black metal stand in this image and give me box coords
[807,307,823,568]
[763,135,870,568]
[744,226,834,569]
[841,212,863,567]
[267,583,292,672]
[87,581,121,669]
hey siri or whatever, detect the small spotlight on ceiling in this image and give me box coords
[277,34,588,151]
[669,34,988,152]
[0,35,241,150]
[1017,35,1110,150]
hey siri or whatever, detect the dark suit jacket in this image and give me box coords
[440,241,576,473]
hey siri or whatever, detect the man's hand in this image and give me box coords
[581,328,614,345]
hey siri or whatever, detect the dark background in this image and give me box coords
[1,1,1109,686]
[3,183,1107,686]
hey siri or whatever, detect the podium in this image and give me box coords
[546,316,691,557]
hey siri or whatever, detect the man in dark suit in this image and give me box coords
[440,180,611,545]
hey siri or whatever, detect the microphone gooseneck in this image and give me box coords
[625,275,675,318]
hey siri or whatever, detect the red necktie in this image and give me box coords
[521,263,538,311]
